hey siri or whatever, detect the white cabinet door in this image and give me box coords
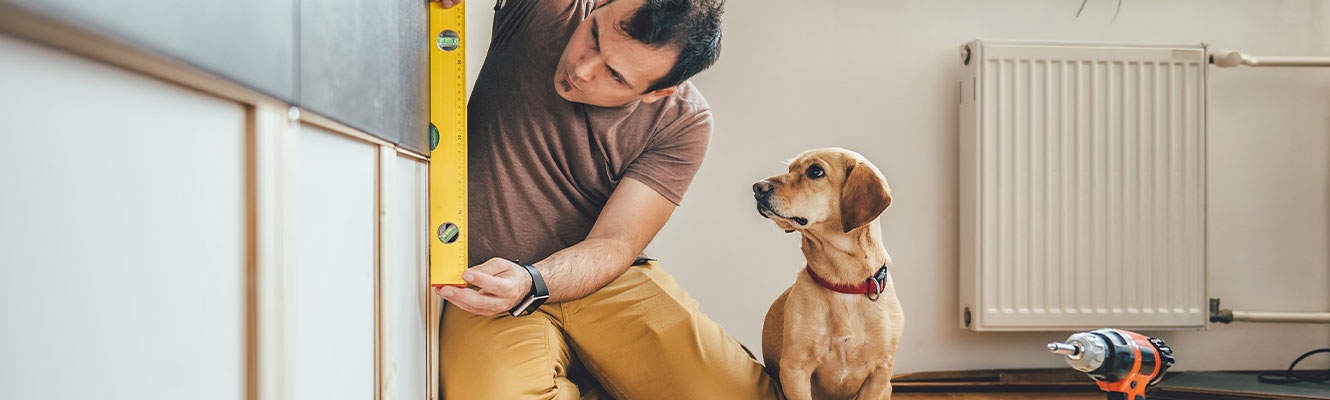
[292,125,378,400]
[384,155,430,400]
[0,35,247,400]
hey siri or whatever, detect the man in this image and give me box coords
[431,0,779,398]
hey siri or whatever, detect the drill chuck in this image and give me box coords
[1049,331,1108,373]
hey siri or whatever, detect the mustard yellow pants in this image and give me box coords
[439,261,780,399]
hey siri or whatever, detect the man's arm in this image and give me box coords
[530,176,677,302]
[435,177,676,315]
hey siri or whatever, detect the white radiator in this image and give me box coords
[958,40,1208,331]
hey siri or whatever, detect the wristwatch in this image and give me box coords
[508,261,549,317]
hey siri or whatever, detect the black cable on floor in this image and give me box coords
[1257,348,1330,384]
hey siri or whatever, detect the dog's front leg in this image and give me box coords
[855,363,894,400]
[778,359,816,400]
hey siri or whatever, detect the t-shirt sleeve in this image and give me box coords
[622,109,713,206]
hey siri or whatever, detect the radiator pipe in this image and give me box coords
[1210,298,1330,324]
[1211,49,1330,68]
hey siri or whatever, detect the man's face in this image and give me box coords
[554,0,680,107]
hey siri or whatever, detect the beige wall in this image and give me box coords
[470,0,1330,373]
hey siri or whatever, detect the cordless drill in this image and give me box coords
[1048,328,1175,400]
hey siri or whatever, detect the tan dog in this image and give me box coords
[753,148,903,400]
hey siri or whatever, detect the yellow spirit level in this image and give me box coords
[428,2,467,287]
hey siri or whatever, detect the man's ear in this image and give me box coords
[839,161,891,233]
[641,87,676,104]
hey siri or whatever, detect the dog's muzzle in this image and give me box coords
[752,180,807,225]
[753,180,775,219]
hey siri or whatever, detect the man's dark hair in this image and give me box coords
[614,0,724,93]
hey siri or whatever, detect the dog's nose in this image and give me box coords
[753,180,773,197]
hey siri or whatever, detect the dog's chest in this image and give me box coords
[806,297,889,391]
[810,330,875,395]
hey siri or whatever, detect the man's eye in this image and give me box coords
[805,164,825,179]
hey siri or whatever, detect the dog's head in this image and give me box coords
[753,148,891,234]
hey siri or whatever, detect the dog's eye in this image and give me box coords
[805,164,825,179]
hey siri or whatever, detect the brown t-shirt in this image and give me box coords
[467,0,713,265]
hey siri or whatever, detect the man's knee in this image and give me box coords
[439,303,574,399]
[563,264,778,400]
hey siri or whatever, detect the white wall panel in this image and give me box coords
[293,125,377,400]
[0,34,246,399]
[386,155,430,400]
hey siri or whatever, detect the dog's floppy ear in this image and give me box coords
[839,161,891,233]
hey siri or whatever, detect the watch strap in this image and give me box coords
[521,262,548,298]
[509,261,549,317]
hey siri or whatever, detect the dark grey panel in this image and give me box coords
[8,0,297,101]
[300,0,429,153]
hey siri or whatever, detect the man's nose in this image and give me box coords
[573,56,599,82]
[752,180,773,197]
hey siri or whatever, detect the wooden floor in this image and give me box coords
[891,369,1104,400]
[890,369,1330,400]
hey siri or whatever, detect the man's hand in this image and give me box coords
[433,0,465,9]
[434,257,534,316]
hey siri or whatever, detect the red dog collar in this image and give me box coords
[805,264,890,301]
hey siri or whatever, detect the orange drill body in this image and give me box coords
[1049,328,1174,400]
